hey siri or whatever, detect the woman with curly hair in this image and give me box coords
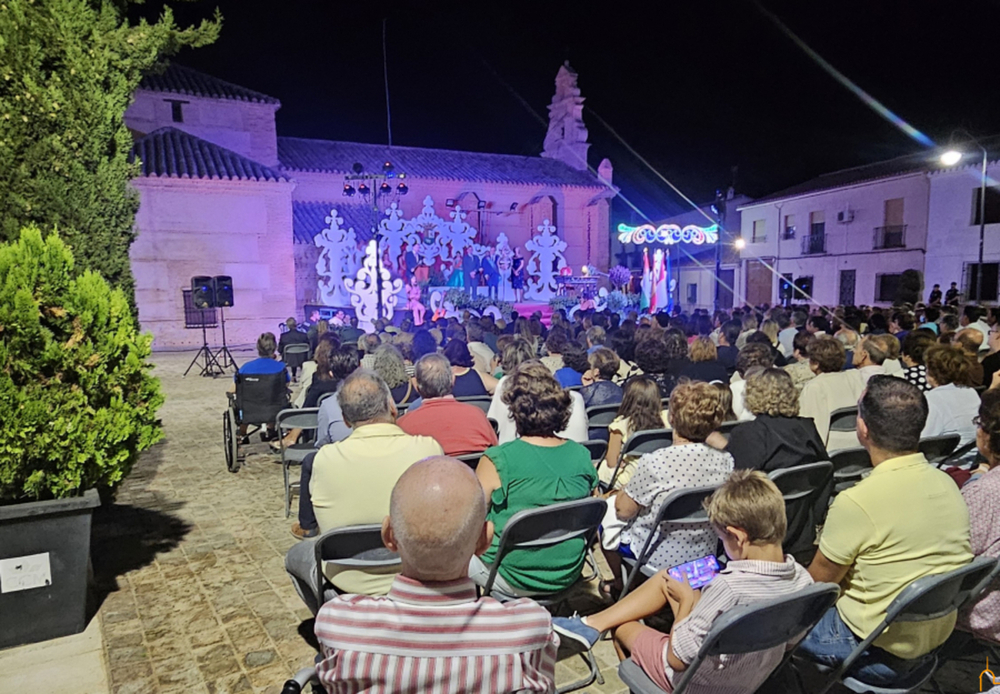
[470,361,598,594]
[633,337,676,398]
[599,381,734,596]
[710,368,826,472]
[922,344,981,445]
[371,343,418,406]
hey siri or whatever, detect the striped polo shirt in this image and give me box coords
[666,556,814,694]
[315,575,559,693]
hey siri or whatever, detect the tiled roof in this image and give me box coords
[131,127,290,182]
[139,63,280,105]
[278,137,608,188]
[292,202,376,245]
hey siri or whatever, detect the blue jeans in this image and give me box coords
[298,452,318,530]
[798,606,928,685]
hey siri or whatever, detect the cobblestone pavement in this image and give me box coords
[92,351,628,694]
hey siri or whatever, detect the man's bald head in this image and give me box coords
[957,328,983,353]
[385,457,489,581]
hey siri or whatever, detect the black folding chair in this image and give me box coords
[276,407,320,518]
[715,420,741,442]
[481,497,608,693]
[455,395,492,414]
[283,343,310,373]
[619,583,841,694]
[586,402,620,441]
[311,524,401,615]
[812,555,997,694]
[918,434,961,465]
[456,451,484,469]
[768,462,834,559]
[607,428,673,490]
[581,439,608,467]
[829,406,859,433]
[829,447,872,495]
[620,485,718,598]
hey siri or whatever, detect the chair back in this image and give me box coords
[768,462,834,556]
[918,434,961,464]
[317,391,337,407]
[621,485,717,597]
[567,384,583,392]
[312,524,401,613]
[828,406,858,432]
[276,407,320,433]
[586,403,621,428]
[456,452,483,469]
[455,395,492,414]
[284,342,310,369]
[235,371,289,425]
[829,446,872,494]
[621,428,673,458]
[581,439,608,466]
[483,498,606,595]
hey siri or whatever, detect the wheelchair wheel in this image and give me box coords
[224,408,241,473]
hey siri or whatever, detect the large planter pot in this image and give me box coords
[0,488,100,649]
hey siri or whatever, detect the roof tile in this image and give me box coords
[139,63,280,105]
[130,127,290,182]
[292,202,376,245]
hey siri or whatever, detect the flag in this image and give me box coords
[640,248,651,312]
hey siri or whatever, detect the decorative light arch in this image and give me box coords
[617,222,719,245]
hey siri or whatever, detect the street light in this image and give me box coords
[941,139,989,304]
[734,237,747,250]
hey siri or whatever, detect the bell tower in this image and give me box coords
[541,62,591,172]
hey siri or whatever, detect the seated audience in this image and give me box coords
[372,343,419,406]
[712,381,737,422]
[580,347,624,408]
[553,470,813,694]
[799,376,972,684]
[955,329,986,387]
[852,335,889,384]
[601,382,734,595]
[876,333,904,376]
[798,337,865,451]
[285,371,443,606]
[358,333,381,370]
[314,457,558,693]
[900,331,935,392]
[397,353,498,456]
[922,344,981,446]
[633,336,677,398]
[278,317,311,380]
[982,326,1000,387]
[748,327,786,367]
[471,362,598,593]
[601,376,671,490]
[278,341,356,454]
[586,325,607,354]
[308,319,329,354]
[784,330,817,392]
[541,331,567,374]
[730,342,774,421]
[711,368,827,472]
[442,339,494,396]
[465,321,495,375]
[554,341,588,388]
[678,336,728,383]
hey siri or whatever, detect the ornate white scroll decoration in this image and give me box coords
[344,240,404,333]
[315,209,363,307]
[524,219,567,301]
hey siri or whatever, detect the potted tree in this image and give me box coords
[0,229,163,648]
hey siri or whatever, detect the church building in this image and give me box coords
[125,62,614,347]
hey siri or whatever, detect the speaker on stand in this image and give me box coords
[212,275,237,373]
[183,276,226,377]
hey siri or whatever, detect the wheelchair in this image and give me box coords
[224,371,290,473]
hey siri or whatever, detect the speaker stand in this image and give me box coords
[183,319,225,377]
[213,308,237,373]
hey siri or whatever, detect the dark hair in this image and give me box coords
[735,343,773,377]
[808,315,831,334]
[859,375,928,453]
[924,344,972,387]
[561,341,590,374]
[545,332,568,355]
[964,305,982,322]
[502,361,571,436]
[901,332,935,366]
[610,332,636,363]
[634,338,671,374]
[617,376,664,433]
[892,312,915,331]
[746,330,772,347]
[411,330,438,360]
[807,337,846,373]
[442,339,475,368]
[868,313,889,333]
[978,389,1000,461]
[663,333,689,361]
[329,344,361,381]
[792,330,814,356]
[924,306,941,323]
[589,348,620,381]
[722,320,742,346]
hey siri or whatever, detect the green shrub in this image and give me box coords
[0,228,163,503]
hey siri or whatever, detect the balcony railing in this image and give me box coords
[801,233,826,255]
[873,224,907,249]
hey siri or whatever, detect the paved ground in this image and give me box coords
[83,350,990,694]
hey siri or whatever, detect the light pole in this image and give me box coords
[713,190,726,313]
[941,139,989,304]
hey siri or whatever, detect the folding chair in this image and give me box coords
[481,497,608,693]
[283,342,310,374]
[456,451,484,469]
[607,428,673,490]
[829,447,872,495]
[829,406,859,433]
[311,524,401,615]
[455,395,492,414]
[812,555,997,694]
[768,462,834,559]
[581,439,608,467]
[917,434,961,465]
[618,582,841,694]
[316,391,336,407]
[276,407,320,518]
[586,402,620,441]
[620,485,718,598]
[715,420,741,442]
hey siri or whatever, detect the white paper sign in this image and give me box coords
[0,553,52,593]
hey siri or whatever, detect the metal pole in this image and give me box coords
[374,194,383,323]
[979,148,987,304]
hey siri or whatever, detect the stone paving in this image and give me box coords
[91,351,628,694]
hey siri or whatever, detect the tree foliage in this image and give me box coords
[0,228,164,502]
[0,0,220,308]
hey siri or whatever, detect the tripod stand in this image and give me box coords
[184,317,225,377]
[213,308,238,373]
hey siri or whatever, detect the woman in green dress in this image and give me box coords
[470,360,598,594]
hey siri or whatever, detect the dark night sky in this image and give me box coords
[140,0,1000,220]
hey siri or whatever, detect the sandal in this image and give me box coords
[598,579,622,602]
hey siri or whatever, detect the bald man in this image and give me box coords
[314,457,558,693]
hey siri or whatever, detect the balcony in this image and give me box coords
[873,224,907,249]
[801,233,826,255]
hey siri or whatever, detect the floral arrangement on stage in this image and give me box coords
[443,288,513,317]
[547,295,579,312]
[607,290,641,312]
[609,265,632,291]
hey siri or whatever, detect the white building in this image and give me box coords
[736,146,999,308]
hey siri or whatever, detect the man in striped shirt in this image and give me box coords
[314,456,558,693]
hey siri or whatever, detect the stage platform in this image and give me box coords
[512,302,553,325]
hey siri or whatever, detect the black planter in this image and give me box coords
[0,488,100,649]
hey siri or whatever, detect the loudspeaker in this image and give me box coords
[191,276,215,309]
[214,275,234,307]
[779,275,794,300]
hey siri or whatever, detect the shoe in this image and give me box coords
[269,440,283,453]
[291,522,318,540]
[551,615,601,649]
[239,435,250,445]
[260,430,279,443]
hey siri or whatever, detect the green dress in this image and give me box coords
[480,439,598,592]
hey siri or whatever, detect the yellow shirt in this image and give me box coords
[310,422,443,595]
[819,453,972,658]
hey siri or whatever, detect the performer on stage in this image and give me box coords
[511,246,525,303]
[481,248,500,300]
[404,276,426,326]
[462,246,481,299]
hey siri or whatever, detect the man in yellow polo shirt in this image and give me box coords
[799,375,972,685]
[284,370,443,612]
